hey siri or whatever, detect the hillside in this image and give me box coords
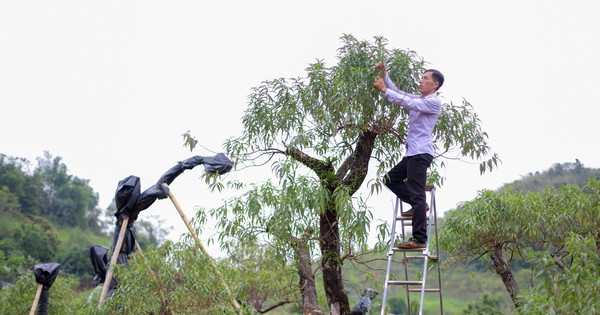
[500,159,600,193]
[0,153,162,287]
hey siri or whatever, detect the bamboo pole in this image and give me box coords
[98,216,129,306]
[135,242,173,315]
[134,242,157,281]
[162,183,241,313]
[29,284,43,315]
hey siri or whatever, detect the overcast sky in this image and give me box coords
[2,1,598,255]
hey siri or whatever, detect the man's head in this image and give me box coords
[419,69,444,96]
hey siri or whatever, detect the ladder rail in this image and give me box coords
[418,255,429,315]
[432,189,444,315]
[380,198,401,315]
[417,187,436,315]
[400,201,413,314]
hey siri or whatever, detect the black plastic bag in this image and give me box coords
[33,263,61,315]
[114,154,233,222]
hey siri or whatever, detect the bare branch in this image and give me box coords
[551,252,571,274]
[258,299,294,313]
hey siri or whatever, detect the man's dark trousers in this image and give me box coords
[384,153,433,244]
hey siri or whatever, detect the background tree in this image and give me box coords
[517,234,600,314]
[186,34,498,313]
[0,186,21,215]
[440,178,600,312]
[15,222,59,262]
[0,154,41,215]
[35,151,101,230]
[134,215,173,250]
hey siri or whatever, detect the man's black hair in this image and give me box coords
[426,69,444,91]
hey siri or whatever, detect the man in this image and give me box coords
[373,62,444,249]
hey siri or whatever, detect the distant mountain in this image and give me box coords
[499,159,600,193]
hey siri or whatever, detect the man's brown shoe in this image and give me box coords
[400,204,430,217]
[396,238,427,249]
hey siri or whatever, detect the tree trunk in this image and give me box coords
[320,205,350,314]
[297,228,324,315]
[318,131,376,314]
[288,131,377,314]
[490,244,522,309]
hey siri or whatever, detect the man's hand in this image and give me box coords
[375,61,387,77]
[374,76,387,93]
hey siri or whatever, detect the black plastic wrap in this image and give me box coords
[33,263,61,315]
[113,154,232,222]
[87,245,109,286]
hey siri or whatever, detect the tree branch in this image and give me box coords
[286,147,332,180]
[551,252,571,274]
[258,300,294,313]
[339,130,377,194]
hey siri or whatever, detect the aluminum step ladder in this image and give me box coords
[380,185,443,315]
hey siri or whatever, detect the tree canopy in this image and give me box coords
[440,177,600,313]
[185,34,498,314]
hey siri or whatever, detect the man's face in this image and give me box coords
[419,71,439,96]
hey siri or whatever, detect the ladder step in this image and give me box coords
[397,217,436,224]
[408,288,441,293]
[397,216,415,221]
[392,248,429,254]
[405,255,439,261]
[387,280,423,286]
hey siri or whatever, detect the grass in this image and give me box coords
[56,226,111,250]
[341,251,522,314]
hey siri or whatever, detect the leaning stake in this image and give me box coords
[29,284,43,315]
[163,183,241,313]
[98,216,129,306]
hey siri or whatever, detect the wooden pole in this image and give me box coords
[134,242,156,281]
[98,216,130,306]
[162,183,241,313]
[135,242,173,315]
[29,284,43,315]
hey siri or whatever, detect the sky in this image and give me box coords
[2,1,599,256]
